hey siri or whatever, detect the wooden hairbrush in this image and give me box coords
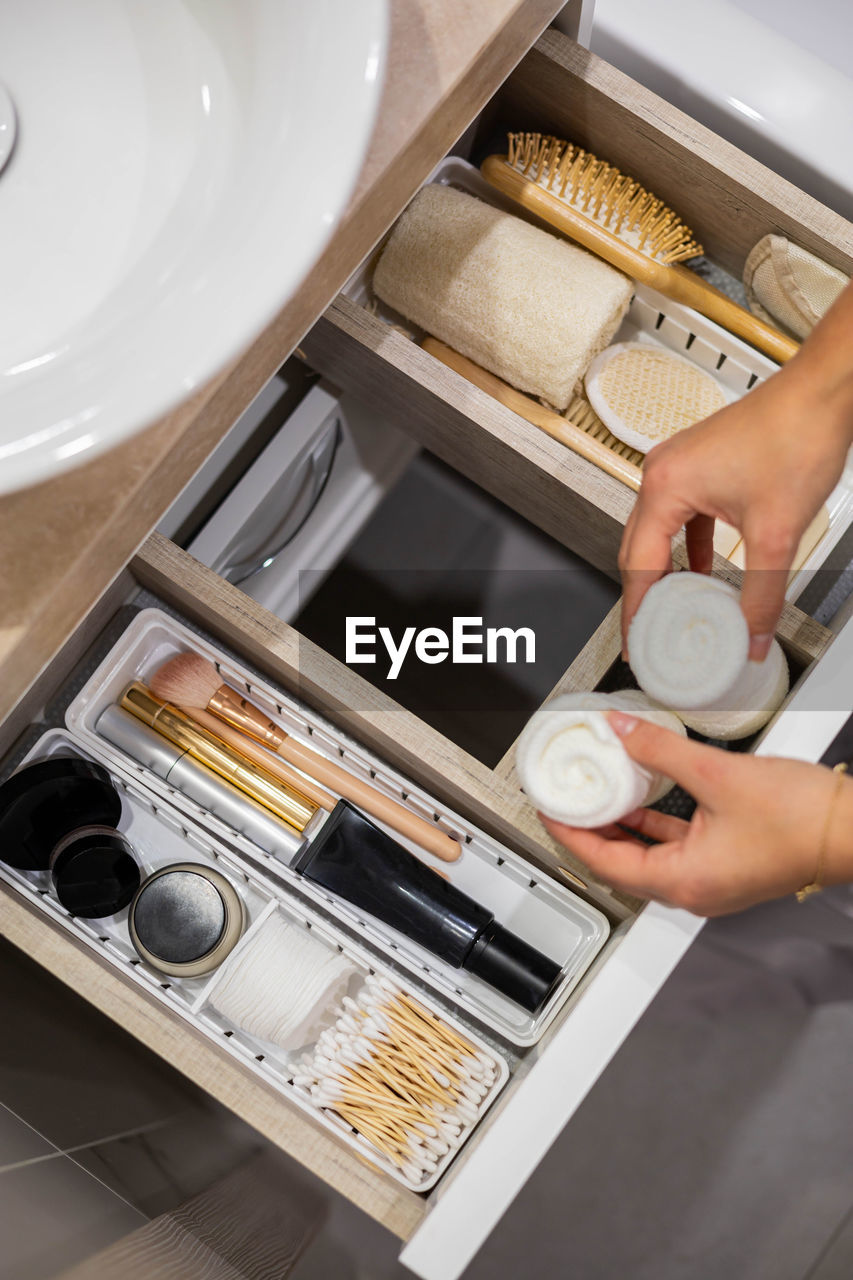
[481,133,799,365]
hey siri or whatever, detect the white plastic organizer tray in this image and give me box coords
[0,730,508,1192]
[66,608,610,1047]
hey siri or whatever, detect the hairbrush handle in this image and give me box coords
[422,337,642,490]
[481,155,799,365]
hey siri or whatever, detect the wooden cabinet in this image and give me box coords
[2,22,852,1280]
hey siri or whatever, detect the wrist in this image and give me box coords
[816,771,853,889]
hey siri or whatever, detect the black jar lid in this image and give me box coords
[50,825,140,919]
[0,757,122,871]
[128,863,245,978]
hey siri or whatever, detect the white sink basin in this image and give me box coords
[0,0,387,493]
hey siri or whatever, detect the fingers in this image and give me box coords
[539,816,681,901]
[619,807,690,843]
[607,710,729,806]
[740,519,798,659]
[685,513,716,575]
[618,456,698,657]
[618,509,676,658]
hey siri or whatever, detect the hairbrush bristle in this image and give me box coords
[149,651,223,709]
[506,132,702,264]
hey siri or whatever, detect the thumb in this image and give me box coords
[607,710,728,805]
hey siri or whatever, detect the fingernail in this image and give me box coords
[749,633,772,662]
[608,710,639,737]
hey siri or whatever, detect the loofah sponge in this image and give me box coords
[584,342,727,453]
[373,184,633,410]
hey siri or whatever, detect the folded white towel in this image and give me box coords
[516,690,686,828]
[628,572,789,739]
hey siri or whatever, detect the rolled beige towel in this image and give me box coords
[373,184,633,410]
[516,690,686,828]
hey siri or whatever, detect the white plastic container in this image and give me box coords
[65,608,610,1047]
[0,728,507,1192]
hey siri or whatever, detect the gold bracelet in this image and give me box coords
[796,761,849,902]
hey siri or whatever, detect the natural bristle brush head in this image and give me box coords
[504,132,703,265]
[150,652,224,710]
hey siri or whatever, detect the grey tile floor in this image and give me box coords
[0,938,262,1279]
[0,1102,146,1280]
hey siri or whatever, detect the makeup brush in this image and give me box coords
[150,652,462,863]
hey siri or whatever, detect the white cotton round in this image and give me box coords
[628,572,789,739]
[515,690,686,827]
[209,911,356,1052]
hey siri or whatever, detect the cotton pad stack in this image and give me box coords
[628,572,789,739]
[373,184,633,410]
[516,690,686,827]
[208,909,356,1052]
[584,342,728,452]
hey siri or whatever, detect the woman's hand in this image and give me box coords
[540,711,853,916]
[619,282,853,662]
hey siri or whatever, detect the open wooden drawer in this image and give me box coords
[2,25,853,1280]
[0,528,837,1280]
[300,29,853,579]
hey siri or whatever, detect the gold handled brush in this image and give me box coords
[481,133,799,365]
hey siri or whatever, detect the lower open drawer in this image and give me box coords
[0,526,838,1276]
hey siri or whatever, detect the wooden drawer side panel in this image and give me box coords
[301,298,634,575]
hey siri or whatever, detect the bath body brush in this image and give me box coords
[584,342,728,453]
[481,134,799,364]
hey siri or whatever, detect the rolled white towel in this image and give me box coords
[516,690,686,828]
[628,572,789,739]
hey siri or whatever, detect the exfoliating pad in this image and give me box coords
[373,184,633,410]
[743,235,849,339]
[584,342,728,453]
[515,690,686,828]
[628,572,789,739]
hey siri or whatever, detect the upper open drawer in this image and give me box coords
[301,30,853,579]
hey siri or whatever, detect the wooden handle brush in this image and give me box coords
[481,134,799,365]
[422,336,642,491]
[150,653,462,862]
